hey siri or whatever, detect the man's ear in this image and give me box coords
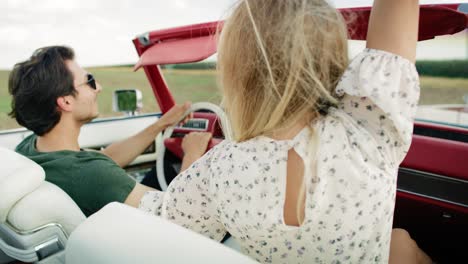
[56,96,73,112]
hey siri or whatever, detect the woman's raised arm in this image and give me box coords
[366,0,420,63]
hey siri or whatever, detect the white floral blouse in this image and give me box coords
[139,49,420,264]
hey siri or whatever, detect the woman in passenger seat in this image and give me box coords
[140,0,431,263]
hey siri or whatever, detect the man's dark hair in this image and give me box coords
[8,46,76,136]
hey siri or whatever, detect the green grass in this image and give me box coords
[419,76,468,105]
[0,70,10,112]
[1,67,467,130]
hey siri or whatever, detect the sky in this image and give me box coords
[0,0,467,69]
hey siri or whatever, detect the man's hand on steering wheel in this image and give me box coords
[157,102,232,191]
[180,132,212,171]
[158,101,193,128]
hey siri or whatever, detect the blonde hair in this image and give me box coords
[217,0,349,224]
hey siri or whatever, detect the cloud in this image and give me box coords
[174,0,188,9]
[0,0,466,69]
[0,0,237,68]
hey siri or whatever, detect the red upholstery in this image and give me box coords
[134,35,217,70]
[342,4,467,41]
[396,122,468,262]
[401,135,468,181]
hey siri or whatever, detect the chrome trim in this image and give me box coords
[0,113,162,135]
[176,118,209,132]
[137,32,151,46]
[398,167,468,208]
[0,127,28,135]
[34,237,63,261]
[396,189,468,209]
[5,222,69,239]
[34,237,57,251]
[415,118,468,130]
[399,167,468,184]
[87,112,161,124]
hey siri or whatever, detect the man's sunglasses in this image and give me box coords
[77,73,97,90]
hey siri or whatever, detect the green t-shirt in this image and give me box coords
[16,134,136,217]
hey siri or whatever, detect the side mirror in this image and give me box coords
[112,89,143,116]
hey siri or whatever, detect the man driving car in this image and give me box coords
[9,45,211,216]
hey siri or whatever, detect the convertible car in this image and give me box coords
[0,3,467,264]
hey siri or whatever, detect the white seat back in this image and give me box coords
[67,202,258,264]
[0,147,86,263]
[0,147,45,223]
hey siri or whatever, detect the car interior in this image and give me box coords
[0,146,249,264]
[0,3,466,264]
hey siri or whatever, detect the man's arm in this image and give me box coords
[124,132,212,208]
[366,0,419,63]
[102,102,191,167]
[124,182,155,207]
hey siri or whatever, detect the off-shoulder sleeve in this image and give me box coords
[335,48,420,163]
[139,144,227,241]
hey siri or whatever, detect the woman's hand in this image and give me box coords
[182,132,212,159]
[180,132,212,171]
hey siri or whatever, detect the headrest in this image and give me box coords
[0,147,45,223]
[8,181,86,235]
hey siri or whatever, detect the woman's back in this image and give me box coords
[139,0,423,262]
[140,47,420,263]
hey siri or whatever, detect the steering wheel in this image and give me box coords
[156,102,232,190]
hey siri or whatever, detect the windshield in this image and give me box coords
[0,4,466,131]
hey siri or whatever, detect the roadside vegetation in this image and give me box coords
[1,65,467,130]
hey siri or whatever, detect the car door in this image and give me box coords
[394,121,468,263]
